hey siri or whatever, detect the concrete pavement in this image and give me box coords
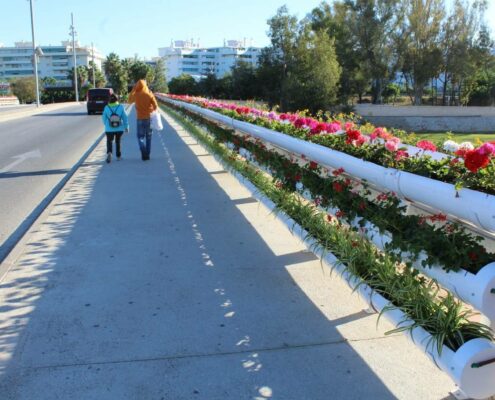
[0,102,76,123]
[0,103,105,264]
[0,108,455,399]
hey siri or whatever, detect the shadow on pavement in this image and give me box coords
[0,111,409,399]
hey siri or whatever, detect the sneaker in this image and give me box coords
[117,155,122,161]
[106,153,112,163]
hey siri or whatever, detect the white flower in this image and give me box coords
[459,141,474,151]
[295,182,304,191]
[442,140,460,153]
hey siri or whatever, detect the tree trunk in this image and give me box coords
[413,82,423,105]
[442,72,448,106]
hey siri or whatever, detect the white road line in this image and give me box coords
[0,149,42,173]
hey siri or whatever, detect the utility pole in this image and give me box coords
[29,0,40,107]
[70,13,79,102]
[91,42,96,88]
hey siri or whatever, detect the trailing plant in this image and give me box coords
[164,95,495,194]
[160,103,494,354]
[162,100,495,274]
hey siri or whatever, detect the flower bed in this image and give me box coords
[160,102,495,399]
[165,94,495,194]
[159,96,495,323]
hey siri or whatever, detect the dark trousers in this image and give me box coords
[106,132,123,157]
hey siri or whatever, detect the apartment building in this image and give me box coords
[0,41,104,84]
[158,39,262,80]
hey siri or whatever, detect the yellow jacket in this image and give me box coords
[128,79,158,120]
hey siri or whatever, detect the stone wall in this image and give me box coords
[354,105,495,133]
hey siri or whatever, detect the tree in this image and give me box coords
[128,60,154,84]
[87,61,106,88]
[286,28,341,112]
[66,65,88,92]
[441,0,489,105]
[310,1,361,104]
[198,72,220,97]
[103,53,128,96]
[168,74,198,95]
[344,0,405,104]
[151,58,168,93]
[399,0,444,105]
[265,6,300,110]
[11,77,37,103]
[231,61,258,99]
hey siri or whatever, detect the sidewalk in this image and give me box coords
[0,108,454,399]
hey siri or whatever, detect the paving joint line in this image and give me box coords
[13,334,394,373]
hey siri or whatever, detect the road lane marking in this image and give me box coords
[0,149,42,173]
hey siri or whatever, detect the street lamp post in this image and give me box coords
[91,42,96,88]
[69,13,79,102]
[29,0,40,107]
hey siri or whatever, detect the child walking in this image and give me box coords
[102,94,129,163]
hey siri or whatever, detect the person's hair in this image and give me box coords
[109,94,119,103]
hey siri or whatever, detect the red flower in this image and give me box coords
[395,150,409,160]
[464,149,490,173]
[346,129,362,144]
[335,210,345,218]
[416,140,437,152]
[468,252,478,261]
[332,167,345,176]
[333,182,344,192]
[358,202,367,210]
[376,193,388,202]
[309,161,318,170]
[327,214,333,223]
[294,174,302,182]
[430,213,447,222]
[311,122,328,135]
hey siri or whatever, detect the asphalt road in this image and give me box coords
[0,103,105,261]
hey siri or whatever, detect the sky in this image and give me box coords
[2,0,495,59]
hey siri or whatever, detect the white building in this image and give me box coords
[0,41,105,85]
[158,39,262,80]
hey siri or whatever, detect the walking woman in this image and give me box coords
[128,79,158,161]
[102,93,129,163]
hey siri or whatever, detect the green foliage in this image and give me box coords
[162,101,494,353]
[286,30,341,113]
[151,58,168,93]
[10,77,37,104]
[231,61,258,99]
[103,53,129,96]
[87,61,106,88]
[128,60,154,84]
[168,74,198,95]
[66,65,89,91]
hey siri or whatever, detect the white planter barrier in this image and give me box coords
[238,172,495,400]
[163,101,495,399]
[163,98,495,234]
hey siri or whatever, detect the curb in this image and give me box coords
[0,131,105,282]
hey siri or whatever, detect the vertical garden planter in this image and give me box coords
[160,100,495,399]
[165,98,495,234]
[234,161,495,400]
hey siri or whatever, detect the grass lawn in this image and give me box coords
[414,132,495,144]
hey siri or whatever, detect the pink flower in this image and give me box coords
[344,122,354,130]
[416,140,437,152]
[326,122,342,133]
[395,150,409,160]
[372,127,391,140]
[478,142,495,156]
[385,139,400,152]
